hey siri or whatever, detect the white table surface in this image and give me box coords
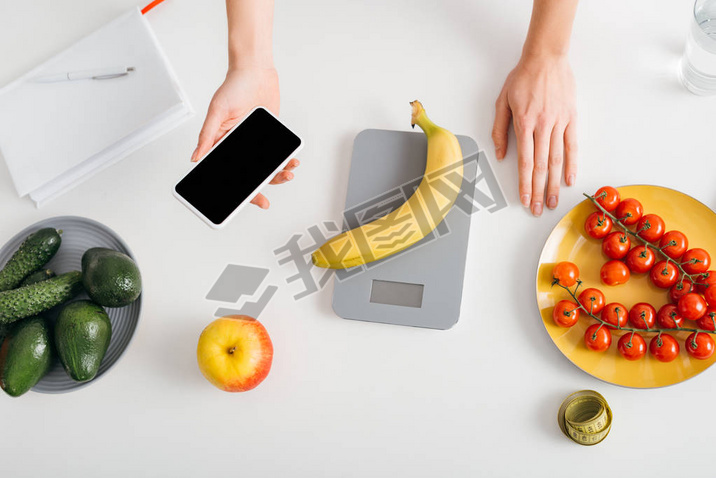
[0,1,713,476]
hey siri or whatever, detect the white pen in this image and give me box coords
[33,66,135,83]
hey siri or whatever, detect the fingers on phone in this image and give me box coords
[214,118,240,145]
[270,170,294,185]
[284,158,300,171]
[193,109,224,162]
[251,193,270,210]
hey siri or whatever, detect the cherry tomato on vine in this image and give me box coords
[594,186,621,212]
[695,271,716,294]
[552,262,579,287]
[552,300,581,327]
[681,248,711,275]
[618,333,647,361]
[584,324,612,352]
[600,260,630,286]
[669,280,693,304]
[656,304,683,329]
[686,333,715,360]
[677,293,708,321]
[696,309,716,331]
[659,231,689,260]
[636,214,665,243]
[629,303,656,329]
[585,212,613,239]
[602,302,628,329]
[625,246,656,274]
[615,198,643,226]
[650,261,679,289]
[602,232,631,259]
[578,288,606,315]
[650,334,680,363]
[705,286,716,307]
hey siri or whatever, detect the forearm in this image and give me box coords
[522,0,578,59]
[226,0,275,70]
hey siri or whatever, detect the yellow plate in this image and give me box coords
[537,185,716,388]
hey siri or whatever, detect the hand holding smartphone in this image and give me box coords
[174,107,303,229]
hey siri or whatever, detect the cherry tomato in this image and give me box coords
[584,324,612,352]
[669,280,693,304]
[636,214,665,243]
[625,246,656,274]
[695,271,716,293]
[659,231,688,260]
[650,261,679,289]
[552,300,581,327]
[682,248,711,275]
[578,288,606,315]
[600,260,630,286]
[696,309,716,331]
[594,186,621,212]
[677,292,708,321]
[686,333,715,360]
[705,286,716,307]
[601,302,628,329]
[615,198,643,226]
[618,333,647,361]
[656,304,683,329]
[650,334,680,363]
[602,232,631,260]
[585,212,613,239]
[552,262,579,287]
[629,303,656,329]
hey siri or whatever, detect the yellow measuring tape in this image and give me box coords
[558,390,612,446]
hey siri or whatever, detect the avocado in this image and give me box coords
[81,248,141,308]
[0,316,54,397]
[55,300,112,383]
[20,269,56,287]
[0,228,62,292]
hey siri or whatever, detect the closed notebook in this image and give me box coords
[0,7,193,207]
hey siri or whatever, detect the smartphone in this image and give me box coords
[174,107,303,229]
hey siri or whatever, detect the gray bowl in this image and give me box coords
[0,216,141,394]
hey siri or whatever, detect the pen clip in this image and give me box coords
[92,72,129,80]
[92,67,134,80]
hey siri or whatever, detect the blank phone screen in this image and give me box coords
[175,108,301,225]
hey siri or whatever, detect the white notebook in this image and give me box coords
[0,7,193,207]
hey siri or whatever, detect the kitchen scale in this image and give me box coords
[332,129,480,330]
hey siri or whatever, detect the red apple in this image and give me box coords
[197,315,273,392]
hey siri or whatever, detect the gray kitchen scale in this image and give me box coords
[332,129,482,330]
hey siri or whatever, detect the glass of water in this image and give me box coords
[680,0,716,94]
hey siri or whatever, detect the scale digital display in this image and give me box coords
[369,280,424,308]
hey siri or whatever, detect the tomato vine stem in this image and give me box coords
[584,193,708,288]
[555,281,715,336]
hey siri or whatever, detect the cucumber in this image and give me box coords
[0,271,83,325]
[20,269,56,287]
[0,228,62,292]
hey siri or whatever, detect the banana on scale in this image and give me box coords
[311,101,464,269]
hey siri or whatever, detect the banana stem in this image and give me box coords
[410,100,438,134]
